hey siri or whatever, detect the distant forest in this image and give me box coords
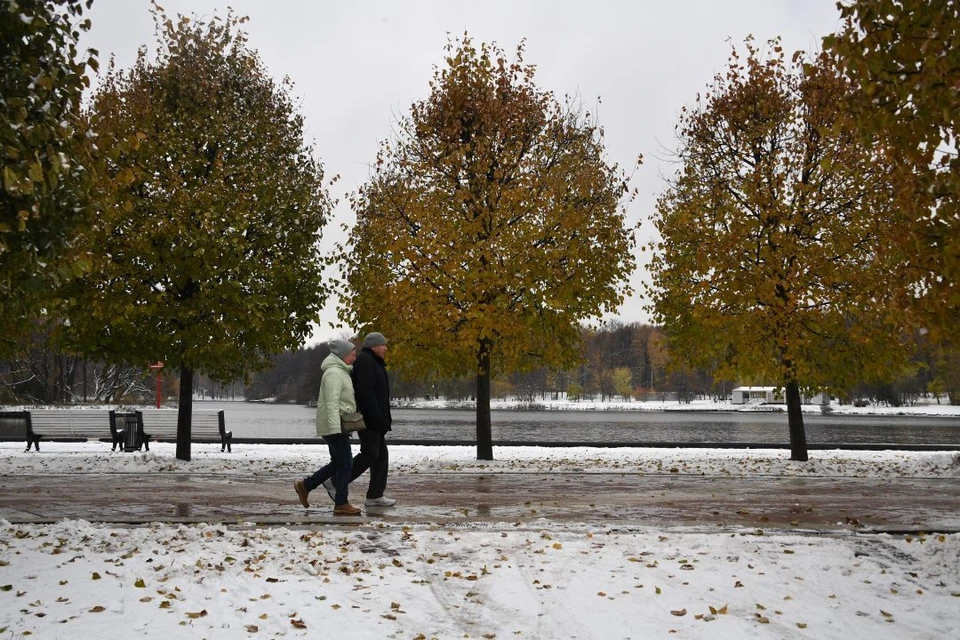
[5,321,951,407]
[240,322,956,407]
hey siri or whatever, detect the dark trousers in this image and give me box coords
[304,433,353,505]
[350,429,389,499]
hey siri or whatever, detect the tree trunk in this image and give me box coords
[475,338,493,461]
[785,379,808,461]
[176,366,193,461]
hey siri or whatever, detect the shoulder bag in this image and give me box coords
[340,412,366,433]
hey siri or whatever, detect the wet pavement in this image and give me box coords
[3,471,959,533]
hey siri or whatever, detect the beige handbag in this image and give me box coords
[340,412,366,433]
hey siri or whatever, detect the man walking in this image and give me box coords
[349,331,396,507]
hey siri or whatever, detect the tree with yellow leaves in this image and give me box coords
[648,40,915,461]
[825,0,959,374]
[339,35,637,460]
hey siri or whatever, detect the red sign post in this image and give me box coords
[148,362,164,408]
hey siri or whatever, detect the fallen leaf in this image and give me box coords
[671,608,687,616]
[185,610,208,619]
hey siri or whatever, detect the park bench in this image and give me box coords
[0,411,43,452]
[136,409,232,452]
[29,409,113,442]
[0,409,231,452]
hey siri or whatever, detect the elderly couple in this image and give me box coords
[293,331,395,516]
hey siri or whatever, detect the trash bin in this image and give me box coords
[114,411,144,452]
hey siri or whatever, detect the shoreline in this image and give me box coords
[6,397,960,418]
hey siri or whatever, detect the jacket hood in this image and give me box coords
[321,352,352,373]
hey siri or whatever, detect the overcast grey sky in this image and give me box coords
[80,0,843,343]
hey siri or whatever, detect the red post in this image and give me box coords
[149,362,164,408]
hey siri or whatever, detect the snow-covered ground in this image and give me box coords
[402,396,960,417]
[2,442,959,639]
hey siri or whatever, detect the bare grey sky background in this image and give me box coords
[80,0,843,344]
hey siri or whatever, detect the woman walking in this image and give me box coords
[294,339,362,516]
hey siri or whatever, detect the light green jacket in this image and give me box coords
[315,353,357,437]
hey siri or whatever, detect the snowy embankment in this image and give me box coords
[397,396,960,417]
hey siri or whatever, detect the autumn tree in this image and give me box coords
[632,324,667,391]
[824,0,959,351]
[1,0,98,357]
[64,7,332,460]
[340,36,637,459]
[611,367,633,400]
[647,40,914,461]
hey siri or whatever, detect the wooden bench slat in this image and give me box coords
[0,409,232,452]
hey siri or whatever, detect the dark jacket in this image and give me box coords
[352,347,392,433]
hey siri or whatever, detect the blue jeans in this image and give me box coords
[304,433,353,505]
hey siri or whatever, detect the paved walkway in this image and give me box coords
[3,471,959,532]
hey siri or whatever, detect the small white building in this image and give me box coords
[731,386,779,404]
[731,386,830,405]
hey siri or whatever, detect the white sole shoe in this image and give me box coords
[364,496,397,507]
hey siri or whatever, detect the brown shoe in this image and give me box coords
[294,480,309,509]
[333,502,361,516]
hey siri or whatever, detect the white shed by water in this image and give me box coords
[731,386,830,405]
[731,386,779,404]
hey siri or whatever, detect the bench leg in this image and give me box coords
[222,432,232,453]
[26,434,41,452]
[141,434,150,452]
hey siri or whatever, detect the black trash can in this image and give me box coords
[115,411,145,452]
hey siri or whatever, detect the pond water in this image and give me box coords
[196,401,960,446]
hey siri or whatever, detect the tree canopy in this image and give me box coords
[647,40,914,460]
[1,0,98,357]
[63,6,332,459]
[824,0,959,350]
[340,35,637,459]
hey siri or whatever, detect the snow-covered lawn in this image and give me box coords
[2,443,959,639]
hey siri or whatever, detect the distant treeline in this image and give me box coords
[243,322,956,407]
[2,321,955,407]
